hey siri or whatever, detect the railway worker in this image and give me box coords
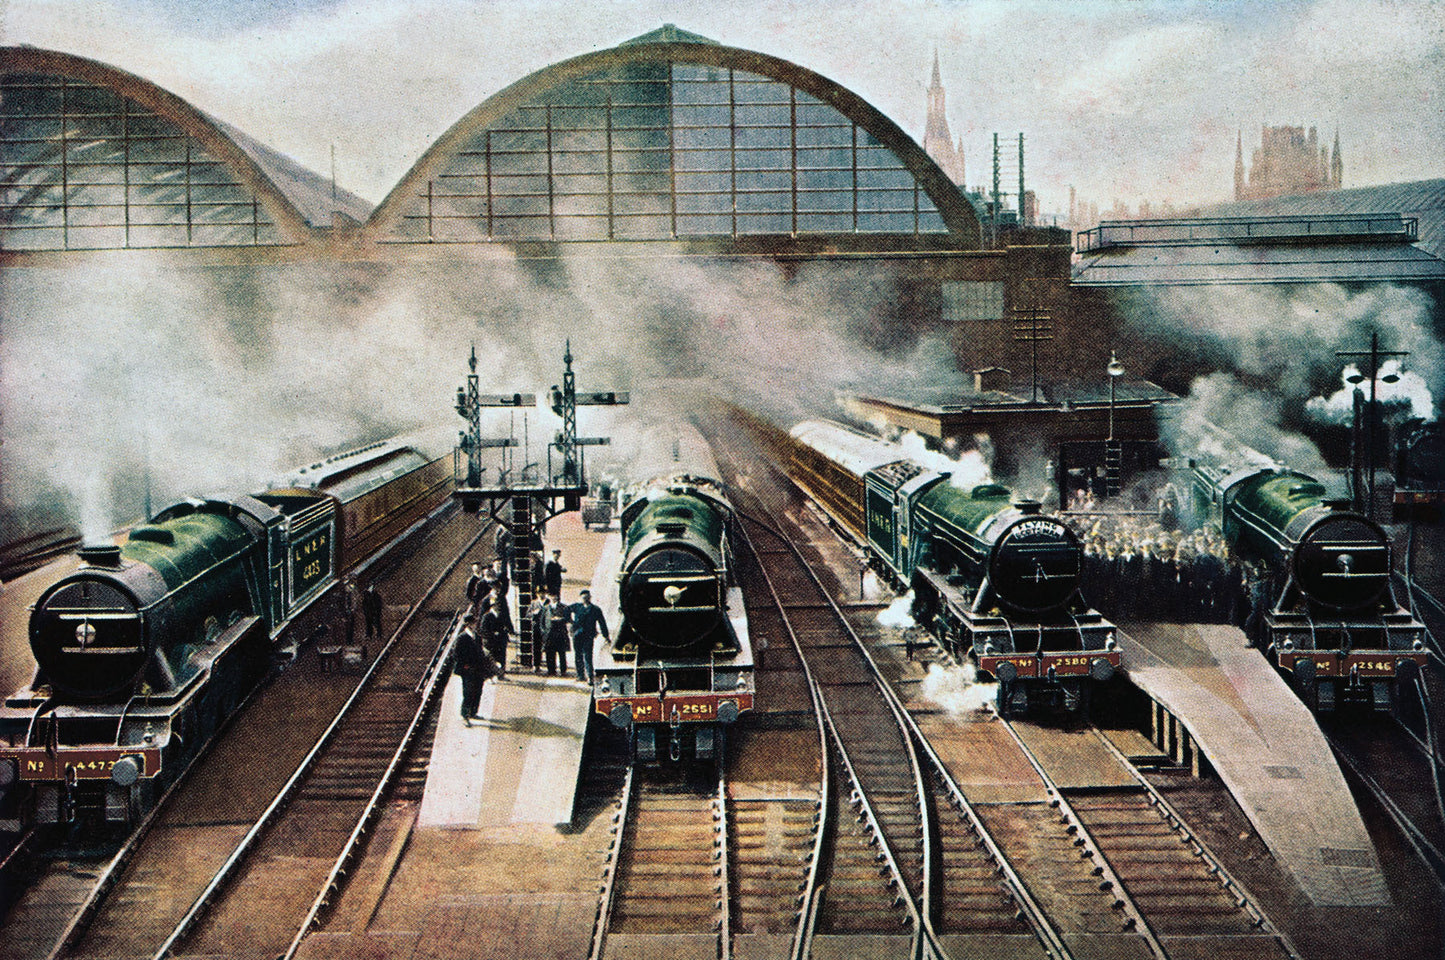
[544,549,566,598]
[542,593,572,676]
[362,583,384,641]
[569,589,608,684]
[454,625,496,726]
[478,596,508,680]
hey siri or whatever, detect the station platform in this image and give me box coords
[419,674,591,828]
[417,510,608,830]
[1120,621,1390,907]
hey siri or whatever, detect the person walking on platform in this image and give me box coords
[569,589,608,685]
[362,583,384,641]
[454,626,496,726]
[544,549,566,598]
[495,526,513,565]
[479,597,508,680]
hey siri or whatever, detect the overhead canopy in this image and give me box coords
[1073,211,1445,286]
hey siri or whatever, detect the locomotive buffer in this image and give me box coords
[453,341,627,668]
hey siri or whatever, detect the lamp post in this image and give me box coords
[1338,332,1406,518]
[1105,351,1125,497]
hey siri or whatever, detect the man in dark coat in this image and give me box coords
[465,563,486,604]
[569,589,608,684]
[544,549,566,598]
[362,583,384,640]
[478,597,508,679]
[542,594,571,676]
[454,626,496,726]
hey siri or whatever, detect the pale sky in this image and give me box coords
[4,0,1443,216]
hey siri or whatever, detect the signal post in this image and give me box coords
[453,342,627,669]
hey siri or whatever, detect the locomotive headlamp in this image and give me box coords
[599,679,611,695]
[75,620,96,648]
[1336,554,1354,573]
[110,755,142,787]
[1105,634,1117,652]
[983,643,996,656]
[663,585,684,606]
[1280,638,1295,651]
[1415,639,1426,651]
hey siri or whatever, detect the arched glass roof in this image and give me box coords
[374,31,979,246]
[0,48,369,252]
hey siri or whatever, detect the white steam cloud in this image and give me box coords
[919,661,997,717]
[1,250,968,543]
[1165,371,1335,487]
[1130,282,1440,478]
[1305,360,1437,425]
[877,591,917,630]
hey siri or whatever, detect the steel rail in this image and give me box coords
[1325,729,1445,887]
[587,762,636,960]
[731,512,832,960]
[744,502,1085,960]
[715,768,732,960]
[738,511,935,960]
[1087,727,1303,960]
[147,520,492,960]
[279,609,466,960]
[43,618,272,960]
[993,717,1168,960]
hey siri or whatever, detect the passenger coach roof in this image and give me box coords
[790,420,905,477]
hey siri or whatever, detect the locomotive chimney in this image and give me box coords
[1014,499,1042,515]
[78,544,123,567]
[1323,498,1352,512]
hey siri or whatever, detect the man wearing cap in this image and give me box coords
[568,589,608,684]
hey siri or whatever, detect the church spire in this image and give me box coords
[1331,129,1343,188]
[1234,130,1245,200]
[922,50,963,186]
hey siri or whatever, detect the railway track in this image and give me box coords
[11,510,491,960]
[710,410,1308,960]
[707,413,1051,960]
[592,765,728,957]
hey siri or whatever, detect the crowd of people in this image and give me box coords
[1060,498,1267,627]
[452,543,609,727]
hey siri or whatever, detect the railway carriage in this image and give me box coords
[777,418,1117,716]
[0,440,451,831]
[592,424,753,763]
[1186,423,1425,712]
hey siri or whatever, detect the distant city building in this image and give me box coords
[1235,125,1342,201]
[922,52,965,186]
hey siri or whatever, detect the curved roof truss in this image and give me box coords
[370,37,981,247]
[0,47,362,251]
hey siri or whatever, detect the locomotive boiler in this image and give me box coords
[592,424,753,763]
[0,440,450,830]
[1186,422,1425,712]
[782,419,1117,716]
